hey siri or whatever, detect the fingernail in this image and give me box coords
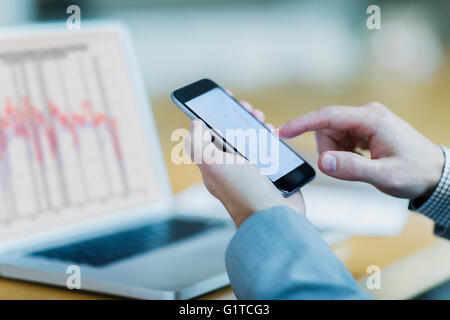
[322,154,337,172]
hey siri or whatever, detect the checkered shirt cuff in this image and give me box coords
[409,146,450,228]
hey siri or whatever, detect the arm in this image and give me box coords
[279,102,448,239]
[226,206,370,299]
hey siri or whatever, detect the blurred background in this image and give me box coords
[1,0,449,299]
[2,0,449,188]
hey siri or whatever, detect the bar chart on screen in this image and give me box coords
[0,34,158,232]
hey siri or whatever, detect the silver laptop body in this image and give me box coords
[0,21,234,300]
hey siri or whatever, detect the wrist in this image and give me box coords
[227,197,286,228]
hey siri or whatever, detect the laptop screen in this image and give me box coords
[0,28,161,241]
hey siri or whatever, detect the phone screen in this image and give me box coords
[185,87,304,181]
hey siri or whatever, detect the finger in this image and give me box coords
[252,109,265,123]
[240,101,254,112]
[225,89,234,97]
[183,130,193,160]
[318,151,381,184]
[265,122,275,131]
[239,101,267,123]
[315,130,338,154]
[334,131,356,151]
[188,120,205,164]
[279,106,377,139]
[189,120,219,165]
[184,129,218,164]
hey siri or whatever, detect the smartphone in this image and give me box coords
[171,79,315,196]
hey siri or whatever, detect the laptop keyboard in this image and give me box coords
[30,217,222,267]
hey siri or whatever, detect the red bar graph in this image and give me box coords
[0,45,135,225]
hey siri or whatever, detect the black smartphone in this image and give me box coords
[171,79,315,196]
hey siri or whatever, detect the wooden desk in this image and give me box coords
[1,82,450,299]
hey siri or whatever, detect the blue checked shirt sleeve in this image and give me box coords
[409,146,450,239]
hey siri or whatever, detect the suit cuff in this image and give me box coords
[225,206,368,299]
[409,146,450,229]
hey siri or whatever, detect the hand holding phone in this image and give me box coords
[185,119,307,227]
[171,79,315,196]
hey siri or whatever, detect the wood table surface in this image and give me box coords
[2,70,450,299]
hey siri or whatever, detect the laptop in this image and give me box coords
[0,22,234,299]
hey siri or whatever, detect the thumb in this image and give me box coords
[318,151,380,183]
